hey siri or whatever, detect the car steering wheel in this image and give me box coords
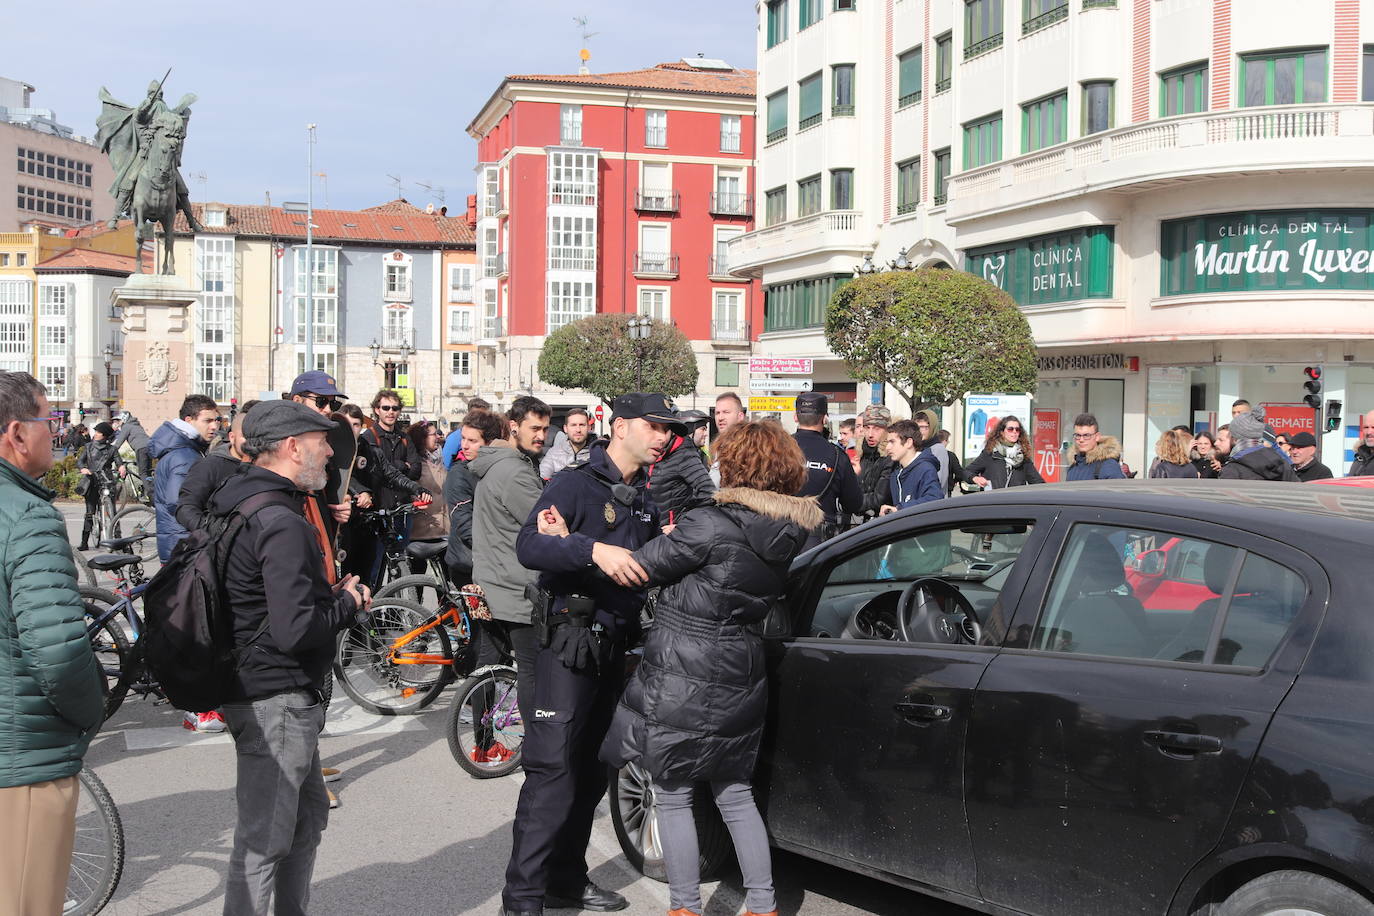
[897,577,983,645]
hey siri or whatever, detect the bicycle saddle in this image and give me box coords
[87,553,142,572]
[99,535,147,551]
[405,540,447,561]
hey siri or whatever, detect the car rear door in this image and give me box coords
[963,510,1327,916]
[757,506,1055,900]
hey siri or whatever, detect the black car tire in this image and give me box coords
[1218,870,1374,916]
[608,763,731,883]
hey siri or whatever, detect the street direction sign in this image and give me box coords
[594,404,605,421]
[748,378,813,391]
[748,396,796,412]
[748,357,813,375]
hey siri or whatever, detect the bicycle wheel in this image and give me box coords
[65,766,125,916]
[447,666,524,778]
[374,574,446,608]
[109,505,157,560]
[81,587,138,721]
[334,598,452,715]
[73,549,97,588]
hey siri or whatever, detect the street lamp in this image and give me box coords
[282,124,318,371]
[368,338,382,365]
[102,344,114,404]
[627,316,652,390]
[854,253,878,275]
[890,245,913,271]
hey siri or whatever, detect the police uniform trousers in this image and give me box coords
[502,636,626,910]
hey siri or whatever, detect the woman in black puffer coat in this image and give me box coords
[962,415,1044,489]
[601,421,820,916]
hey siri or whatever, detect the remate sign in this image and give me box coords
[1258,403,1317,438]
[1033,409,1062,483]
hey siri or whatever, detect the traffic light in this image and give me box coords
[1326,399,1343,433]
[1303,366,1323,409]
[77,402,86,421]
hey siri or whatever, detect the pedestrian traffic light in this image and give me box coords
[1303,366,1323,409]
[77,402,86,420]
[1326,398,1343,433]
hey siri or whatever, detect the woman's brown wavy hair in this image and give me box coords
[715,419,806,495]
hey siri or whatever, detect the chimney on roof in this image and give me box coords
[265,190,272,206]
[465,194,477,230]
[426,202,435,214]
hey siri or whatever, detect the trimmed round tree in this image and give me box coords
[537,313,699,405]
[824,268,1037,414]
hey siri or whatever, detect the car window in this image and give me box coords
[1029,523,1305,668]
[809,522,1034,644]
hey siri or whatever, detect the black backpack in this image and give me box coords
[140,490,295,712]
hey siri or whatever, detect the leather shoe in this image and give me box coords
[543,882,629,912]
[498,906,543,916]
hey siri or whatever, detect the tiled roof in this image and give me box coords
[504,61,756,98]
[35,248,138,273]
[173,202,474,247]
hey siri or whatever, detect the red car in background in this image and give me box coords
[1125,536,1217,610]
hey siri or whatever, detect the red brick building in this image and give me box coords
[466,59,759,415]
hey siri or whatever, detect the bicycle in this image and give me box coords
[113,456,150,510]
[64,765,125,916]
[80,537,155,720]
[351,502,446,601]
[447,663,524,778]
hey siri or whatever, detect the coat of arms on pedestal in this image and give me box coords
[137,341,179,394]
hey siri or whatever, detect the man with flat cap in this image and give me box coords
[210,399,372,914]
[1287,432,1333,481]
[794,391,862,550]
[498,393,681,916]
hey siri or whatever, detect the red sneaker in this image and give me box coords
[487,742,513,762]
[469,745,491,764]
[182,710,227,733]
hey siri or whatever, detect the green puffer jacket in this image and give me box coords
[0,457,104,788]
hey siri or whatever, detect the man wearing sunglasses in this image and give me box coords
[362,389,423,513]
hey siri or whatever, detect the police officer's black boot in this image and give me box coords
[543,883,628,912]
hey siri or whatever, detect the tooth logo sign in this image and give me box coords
[982,255,1007,289]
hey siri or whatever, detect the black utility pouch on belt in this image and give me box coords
[525,583,554,647]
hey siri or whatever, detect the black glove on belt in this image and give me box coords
[550,624,600,672]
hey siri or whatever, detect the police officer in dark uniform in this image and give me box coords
[793,391,862,551]
[499,393,683,916]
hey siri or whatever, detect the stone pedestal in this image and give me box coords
[113,275,199,424]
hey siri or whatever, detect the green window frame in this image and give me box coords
[830,168,854,210]
[1022,0,1067,35]
[764,274,851,332]
[765,187,787,226]
[715,357,740,387]
[766,89,789,143]
[898,46,923,108]
[797,174,822,217]
[1021,91,1067,153]
[933,148,951,206]
[1160,62,1209,117]
[1082,81,1115,134]
[963,113,1003,169]
[935,33,953,93]
[1240,48,1327,107]
[766,0,790,48]
[799,0,823,29]
[897,158,921,214]
[832,64,855,116]
[799,72,823,130]
[965,0,1004,58]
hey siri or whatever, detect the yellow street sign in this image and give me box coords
[748,396,796,413]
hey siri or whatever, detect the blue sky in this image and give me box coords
[11,1,758,211]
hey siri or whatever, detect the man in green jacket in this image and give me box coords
[0,371,105,916]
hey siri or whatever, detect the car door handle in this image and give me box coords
[1143,730,1222,755]
[894,701,952,722]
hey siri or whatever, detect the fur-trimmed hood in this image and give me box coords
[714,486,824,530]
[1081,435,1121,464]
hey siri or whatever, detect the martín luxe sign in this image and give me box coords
[1160,209,1374,295]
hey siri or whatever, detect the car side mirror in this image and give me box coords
[1133,550,1166,577]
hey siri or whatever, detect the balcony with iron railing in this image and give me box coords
[478,316,504,344]
[711,321,750,345]
[448,322,475,345]
[724,210,865,278]
[633,252,679,279]
[1023,3,1068,34]
[493,191,507,217]
[945,103,1374,224]
[494,252,507,277]
[634,188,680,213]
[483,254,500,278]
[383,279,412,302]
[710,191,753,217]
[449,284,474,303]
[382,327,415,351]
[710,256,749,280]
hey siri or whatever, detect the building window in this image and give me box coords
[714,227,744,275]
[645,109,667,147]
[898,47,923,108]
[385,262,411,300]
[716,357,741,386]
[714,291,746,340]
[547,280,594,331]
[935,33,953,93]
[482,228,499,277]
[204,208,227,228]
[0,279,31,372]
[294,351,337,378]
[1364,46,1374,101]
[1023,0,1067,34]
[482,166,500,216]
[482,288,500,338]
[14,186,93,222]
[830,169,853,210]
[720,114,742,152]
[766,90,788,143]
[448,306,474,344]
[1241,48,1327,107]
[560,105,583,145]
[765,186,787,226]
[1022,90,1068,152]
[16,254,26,267]
[548,150,597,206]
[963,113,1003,169]
[797,175,822,217]
[832,64,855,116]
[37,322,66,360]
[638,287,670,322]
[933,148,951,205]
[548,215,597,271]
[37,365,66,400]
[1161,62,1209,116]
[383,305,412,349]
[896,158,920,214]
[1082,81,1114,134]
[965,0,1004,58]
[798,72,823,130]
[16,148,92,188]
[292,247,338,345]
[767,0,790,47]
[834,0,856,9]
[448,264,474,301]
[799,0,823,29]
[195,352,234,403]
[764,274,850,332]
[450,351,472,386]
[0,254,7,267]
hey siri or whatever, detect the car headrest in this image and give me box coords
[1203,545,1234,595]
[1074,535,1127,593]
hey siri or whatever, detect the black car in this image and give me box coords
[610,480,1374,916]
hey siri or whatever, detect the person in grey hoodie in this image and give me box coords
[469,397,549,719]
[112,411,152,485]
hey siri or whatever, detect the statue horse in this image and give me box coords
[130,114,185,275]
